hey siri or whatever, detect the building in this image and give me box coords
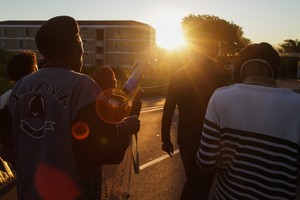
[0,20,156,68]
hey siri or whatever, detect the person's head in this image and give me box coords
[91,66,117,91]
[189,33,218,64]
[234,42,280,83]
[7,50,38,83]
[35,16,83,72]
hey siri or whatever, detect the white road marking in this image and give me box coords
[140,149,180,170]
[140,106,163,113]
[139,104,177,170]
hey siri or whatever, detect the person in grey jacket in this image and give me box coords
[1,16,140,200]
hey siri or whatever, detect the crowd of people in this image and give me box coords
[0,15,300,200]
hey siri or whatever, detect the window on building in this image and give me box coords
[115,42,120,50]
[19,40,23,49]
[115,29,121,38]
[96,46,104,54]
[18,28,22,37]
[96,29,104,40]
[2,28,7,37]
[2,40,6,48]
[26,28,30,37]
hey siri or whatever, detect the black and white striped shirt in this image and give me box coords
[197,83,300,200]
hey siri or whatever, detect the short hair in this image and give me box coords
[234,42,280,82]
[91,66,116,90]
[7,51,37,82]
[190,33,218,60]
[35,16,80,60]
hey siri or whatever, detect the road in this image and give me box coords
[129,97,185,200]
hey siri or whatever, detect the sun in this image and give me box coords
[151,12,187,50]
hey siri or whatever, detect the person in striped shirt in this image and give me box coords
[196,42,300,200]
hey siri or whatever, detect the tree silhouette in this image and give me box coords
[276,39,300,79]
[181,14,251,56]
[277,39,300,54]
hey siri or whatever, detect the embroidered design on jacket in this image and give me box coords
[20,120,55,139]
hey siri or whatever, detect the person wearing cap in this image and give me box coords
[196,42,300,199]
[161,33,228,200]
[5,16,140,200]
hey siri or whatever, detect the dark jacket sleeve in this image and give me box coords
[72,101,129,167]
[161,76,177,143]
[0,106,14,164]
[0,106,12,147]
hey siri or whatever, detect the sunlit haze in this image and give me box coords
[0,0,300,49]
[150,10,187,50]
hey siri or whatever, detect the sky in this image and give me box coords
[0,0,299,49]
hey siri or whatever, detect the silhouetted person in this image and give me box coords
[196,42,300,200]
[0,50,38,197]
[91,66,142,116]
[1,50,38,159]
[161,33,228,200]
[2,16,140,200]
[91,66,117,91]
[91,65,142,199]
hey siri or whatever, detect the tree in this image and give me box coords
[277,39,300,54]
[181,14,251,56]
[0,48,15,64]
[276,39,300,79]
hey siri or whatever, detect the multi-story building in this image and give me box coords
[0,20,156,68]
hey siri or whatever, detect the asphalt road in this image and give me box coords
[129,98,185,200]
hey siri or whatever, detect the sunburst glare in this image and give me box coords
[151,11,187,50]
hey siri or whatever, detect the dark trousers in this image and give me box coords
[179,141,213,200]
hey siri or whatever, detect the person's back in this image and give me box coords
[161,33,228,199]
[166,62,227,143]
[201,80,300,200]
[0,50,37,198]
[6,16,139,200]
[197,42,300,199]
[9,67,101,199]
[0,50,38,162]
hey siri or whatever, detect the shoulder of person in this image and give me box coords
[0,89,12,109]
[214,84,236,94]
[70,71,100,87]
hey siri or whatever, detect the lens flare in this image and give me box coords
[72,122,89,140]
[96,88,131,124]
[34,162,81,200]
